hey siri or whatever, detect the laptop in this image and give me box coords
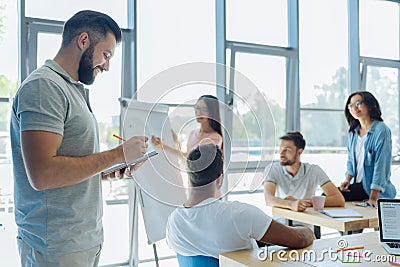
[377,198,400,255]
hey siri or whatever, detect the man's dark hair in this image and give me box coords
[61,10,122,47]
[187,143,223,187]
[280,131,306,150]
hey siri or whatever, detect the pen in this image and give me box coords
[336,246,364,252]
[113,134,126,141]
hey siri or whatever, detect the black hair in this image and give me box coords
[344,91,383,133]
[61,10,122,48]
[280,131,306,150]
[187,143,223,187]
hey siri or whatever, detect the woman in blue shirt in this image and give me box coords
[340,91,397,207]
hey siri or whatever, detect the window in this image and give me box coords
[137,0,215,98]
[226,0,287,46]
[298,0,349,184]
[26,0,128,28]
[360,0,399,60]
[228,52,286,162]
[299,0,348,111]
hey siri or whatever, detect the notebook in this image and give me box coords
[102,150,158,176]
[319,209,363,218]
[377,198,400,255]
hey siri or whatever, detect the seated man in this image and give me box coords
[264,132,345,212]
[166,143,314,260]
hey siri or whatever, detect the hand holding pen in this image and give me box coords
[102,134,148,179]
[118,134,148,162]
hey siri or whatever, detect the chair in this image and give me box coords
[176,253,219,267]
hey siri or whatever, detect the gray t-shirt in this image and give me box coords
[263,162,330,199]
[10,60,103,255]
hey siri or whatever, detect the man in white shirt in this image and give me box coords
[264,132,345,212]
[167,143,314,259]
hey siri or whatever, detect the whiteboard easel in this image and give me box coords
[121,100,186,266]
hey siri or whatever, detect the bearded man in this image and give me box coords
[10,10,147,266]
[263,132,344,212]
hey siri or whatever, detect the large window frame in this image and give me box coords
[217,0,299,196]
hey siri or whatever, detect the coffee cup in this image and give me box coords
[312,196,326,211]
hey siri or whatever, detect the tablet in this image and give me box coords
[102,150,158,175]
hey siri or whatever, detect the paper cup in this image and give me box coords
[312,196,326,211]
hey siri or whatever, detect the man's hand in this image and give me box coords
[290,199,312,212]
[122,136,148,163]
[102,168,122,180]
[284,196,296,201]
[125,160,147,177]
[101,159,148,180]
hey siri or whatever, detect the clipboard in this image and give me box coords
[102,150,158,175]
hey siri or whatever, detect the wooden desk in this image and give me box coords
[219,249,298,266]
[272,202,378,233]
[220,232,399,266]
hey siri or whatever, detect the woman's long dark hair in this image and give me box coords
[198,95,223,138]
[344,91,383,133]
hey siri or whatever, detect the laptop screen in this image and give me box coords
[378,199,400,242]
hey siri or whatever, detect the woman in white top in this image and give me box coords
[151,95,223,159]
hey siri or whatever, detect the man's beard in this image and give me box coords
[280,157,296,166]
[78,45,95,85]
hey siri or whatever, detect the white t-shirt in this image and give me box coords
[166,198,272,259]
[263,162,331,199]
[355,134,368,183]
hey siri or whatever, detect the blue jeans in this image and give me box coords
[17,236,102,267]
